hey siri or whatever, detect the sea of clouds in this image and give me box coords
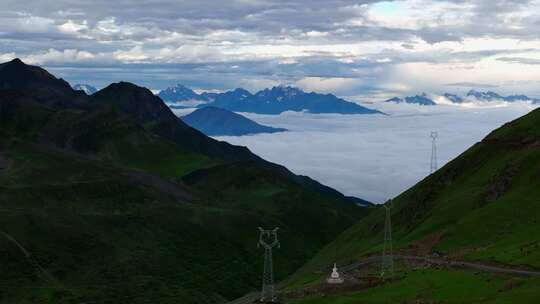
[173,101,538,203]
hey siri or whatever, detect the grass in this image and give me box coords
[289,269,540,304]
[0,110,365,303]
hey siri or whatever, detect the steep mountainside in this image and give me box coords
[93,82,250,160]
[0,58,89,108]
[0,59,369,304]
[182,106,287,136]
[292,106,540,284]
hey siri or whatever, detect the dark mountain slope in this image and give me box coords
[182,106,287,136]
[91,82,361,203]
[93,82,261,162]
[0,58,89,108]
[0,95,363,304]
[0,59,370,303]
[0,59,363,203]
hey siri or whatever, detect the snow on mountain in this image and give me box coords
[385,93,436,105]
[465,90,540,103]
[72,84,97,95]
[162,84,381,114]
[157,84,210,107]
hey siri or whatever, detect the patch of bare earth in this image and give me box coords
[283,275,387,300]
[402,231,446,256]
[484,164,519,204]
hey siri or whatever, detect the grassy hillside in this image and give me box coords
[290,270,540,304]
[0,103,363,304]
[286,107,540,302]
[0,60,367,303]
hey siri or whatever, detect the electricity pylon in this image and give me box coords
[430,131,438,174]
[258,227,280,303]
[380,201,394,278]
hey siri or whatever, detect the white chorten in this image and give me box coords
[326,263,344,284]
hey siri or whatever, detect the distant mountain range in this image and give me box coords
[157,84,205,107]
[385,90,540,105]
[385,93,436,105]
[182,106,287,136]
[465,90,540,103]
[72,83,97,95]
[159,84,382,115]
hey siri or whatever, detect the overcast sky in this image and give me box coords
[1,0,540,100]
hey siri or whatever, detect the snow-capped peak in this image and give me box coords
[72,84,97,95]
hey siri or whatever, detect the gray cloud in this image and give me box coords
[0,0,539,97]
[445,82,499,88]
[497,56,540,65]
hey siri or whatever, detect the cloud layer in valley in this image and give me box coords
[1,0,540,99]
[173,102,538,203]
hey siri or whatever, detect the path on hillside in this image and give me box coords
[341,254,540,277]
[227,255,540,304]
[0,231,60,285]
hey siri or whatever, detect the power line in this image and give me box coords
[257,227,280,303]
[430,131,438,174]
[380,201,394,278]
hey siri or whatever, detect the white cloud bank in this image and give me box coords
[197,103,538,203]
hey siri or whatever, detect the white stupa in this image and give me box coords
[326,263,344,284]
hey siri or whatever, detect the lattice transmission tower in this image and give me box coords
[258,227,280,303]
[380,201,394,278]
[430,131,438,174]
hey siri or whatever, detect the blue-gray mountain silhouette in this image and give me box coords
[182,106,287,136]
[466,90,540,103]
[385,93,436,105]
[158,84,204,103]
[159,84,382,114]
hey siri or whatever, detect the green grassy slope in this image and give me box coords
[0,91,365,304]
[289,107,540,292]
[291,270,540,304]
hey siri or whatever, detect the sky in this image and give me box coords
[1,0,540,101]
[173,101,538,203]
